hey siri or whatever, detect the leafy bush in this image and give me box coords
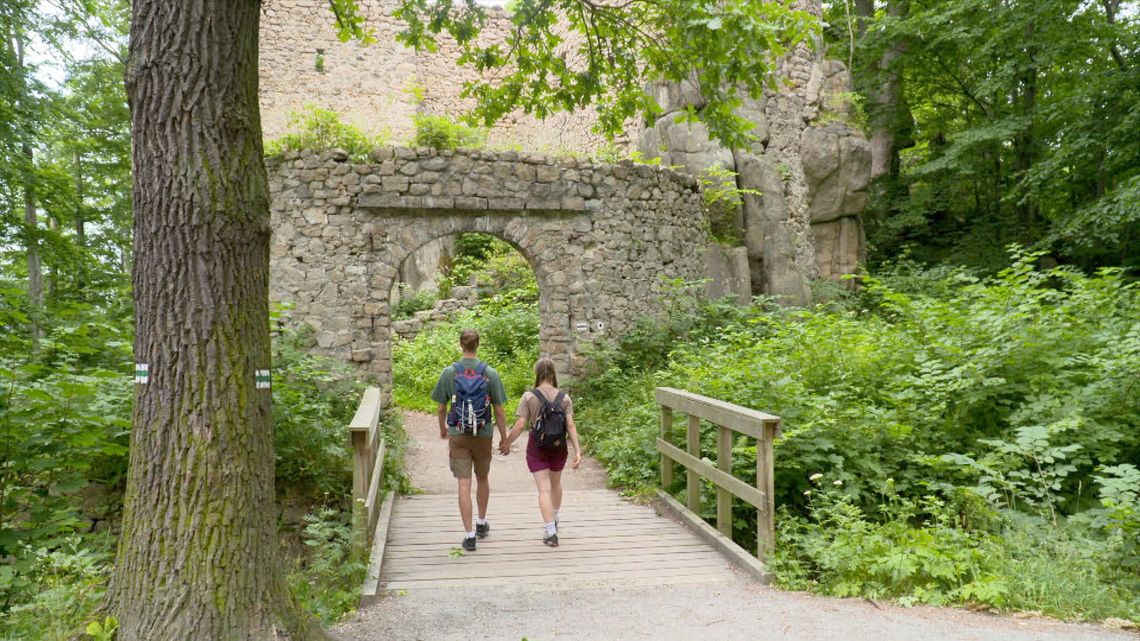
[392,302,539,416]
[0,334,132,558]
[573,250,1140,621]
[412,114,486,150]
[265,105,385,161]
[272,324,367,501]
[0,538,112,641]
[773,479,1008,607]
[391,283,437,320]
[439,234,537,306]
[287,508,367,624]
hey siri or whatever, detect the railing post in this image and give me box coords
[756,420,777,557]
[660,405,674,489]
[716,425,733,538]
[687,414,700,512]
[351,428,369,552]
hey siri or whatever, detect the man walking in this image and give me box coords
[432,328,508,551]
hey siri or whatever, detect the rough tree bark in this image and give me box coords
[10,31,43,346]
[111,2,332,639]
[22,140,41,345]
[863,0,912,183]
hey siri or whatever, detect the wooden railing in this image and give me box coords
[655,387,781,562]
[349,387,386,551]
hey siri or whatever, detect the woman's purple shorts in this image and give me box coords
[526,438,568,473]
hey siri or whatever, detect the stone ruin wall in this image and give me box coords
[267,147,712,388]
[260,0,613,155]
[260,0,871,306]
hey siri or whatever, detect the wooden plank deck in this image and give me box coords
[374,489,739,592]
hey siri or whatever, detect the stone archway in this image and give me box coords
[268,147,716,391]
[371,214,581,386]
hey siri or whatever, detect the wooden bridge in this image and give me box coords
[346,387,782,601]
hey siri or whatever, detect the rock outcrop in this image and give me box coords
[635,1,872,305]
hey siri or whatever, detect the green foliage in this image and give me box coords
[774,480,1008,607]
[0,327,132,557]
[271,324,367,500]
[393,236,538,414]
[1093,464,1140,576]
[265,105,384,161]
[576,251,1139,620]
[327,0,376,44]
[412,114,486,150]
[825,0,1140,271]
[287,508,367,624]
[697,165,755,242]
[85,617,118,641]
[391,283,437,320]
[392,304,539,416]
[438,234,538,307]
[0,538,112,641]
[392,0,817,147]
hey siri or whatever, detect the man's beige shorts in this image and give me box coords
[449,434,492,479]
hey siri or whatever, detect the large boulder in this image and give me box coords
[801,124,871,223]
[638,111,735,176]
[734,149,811,306]
[812,216,864,281]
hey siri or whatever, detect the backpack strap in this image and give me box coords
[475,361,488,377]
[533,388,563,413]
[531,387,551,414]
[452,361,464,374]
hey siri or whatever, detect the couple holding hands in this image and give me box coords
[432,329,582,551]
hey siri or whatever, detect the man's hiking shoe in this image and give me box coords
[543,532,559,547]
[462,536,477,552]
[476,522,490,539]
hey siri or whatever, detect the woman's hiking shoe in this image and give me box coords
[476,522,490,538]
[543,532,559,547]
[462,536,477,552]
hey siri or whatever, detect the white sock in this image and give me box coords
[466,530,476,539]
[545,521,557,536]
[476,517,487,526]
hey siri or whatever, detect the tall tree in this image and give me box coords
[826,0,1138,269]
[110,1,329,638]
[1,2,44,346]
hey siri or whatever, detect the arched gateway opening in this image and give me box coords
[267,146,714,398]
[389,233,540,408]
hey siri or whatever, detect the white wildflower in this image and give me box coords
[833,479,844,486]
[803,490,812,496]
[809,473,823,482]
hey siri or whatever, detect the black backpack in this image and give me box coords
[530,388,568,451]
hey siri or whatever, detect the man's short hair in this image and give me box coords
[460,328,480,352]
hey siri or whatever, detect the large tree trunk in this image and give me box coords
[865,0,911,183]
[23,141,41,345]
[12,32,42,346]
[111,2,331,639]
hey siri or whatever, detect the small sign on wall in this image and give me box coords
[574,321,590,332]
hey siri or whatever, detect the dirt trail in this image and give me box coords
[333,411,1135,641]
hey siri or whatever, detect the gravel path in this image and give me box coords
[333,411,1135,641]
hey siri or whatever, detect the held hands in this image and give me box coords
[498,434,512,456]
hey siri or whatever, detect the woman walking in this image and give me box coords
[500,357,582,547]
